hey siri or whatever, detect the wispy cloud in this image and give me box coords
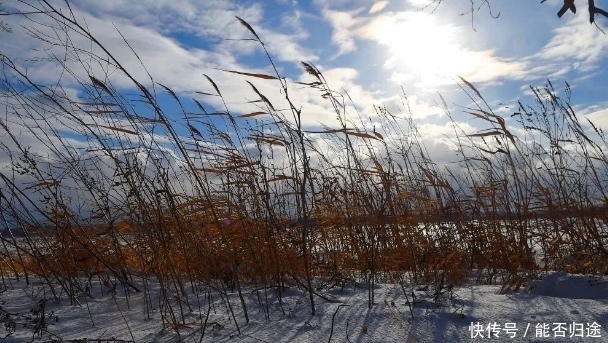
[73,0,261,38]
[321,7,365,57]
[533,10,608,74]
[369,1,389,14]
[579,102,608,131]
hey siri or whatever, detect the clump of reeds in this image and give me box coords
[0,3,606,338]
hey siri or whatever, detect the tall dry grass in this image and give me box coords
[0,2,606,331]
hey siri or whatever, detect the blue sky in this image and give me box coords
[2,0,608,167]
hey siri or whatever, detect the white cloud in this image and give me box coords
[580,103,608,131]
[70,0,260,38]
[533,11,608,74]
[369,1,389,14]
[0,0,323,130]
[406,0,436,7]
[254,27,318,62]
[321,8,365,56]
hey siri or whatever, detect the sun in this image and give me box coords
[359,12,481,87]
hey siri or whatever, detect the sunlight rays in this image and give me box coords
[359,12,525,88]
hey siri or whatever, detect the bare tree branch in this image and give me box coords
[589,0,608,23]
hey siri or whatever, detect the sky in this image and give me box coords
[1,0,608,189]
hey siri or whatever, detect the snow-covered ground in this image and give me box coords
[0,272,605,342]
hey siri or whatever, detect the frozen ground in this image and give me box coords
[0,272,606,342]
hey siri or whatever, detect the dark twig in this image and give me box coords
[589,0,608,23]
[328,304,350,343]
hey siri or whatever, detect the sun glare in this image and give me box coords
[360,12,482,87]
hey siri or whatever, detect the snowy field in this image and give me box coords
[0,272,605,342]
